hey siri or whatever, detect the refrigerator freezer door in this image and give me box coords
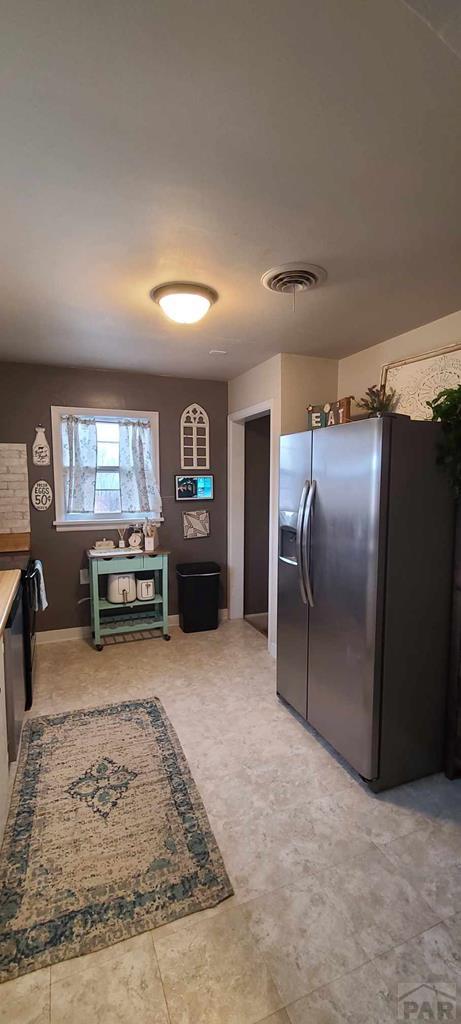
[277,431,312,718]
[307,418,387,779]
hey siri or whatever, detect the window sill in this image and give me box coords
[53,516,164,533]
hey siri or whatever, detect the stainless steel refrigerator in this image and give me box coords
[277,415,454,790]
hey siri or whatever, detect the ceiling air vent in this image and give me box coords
[261,262,327,294]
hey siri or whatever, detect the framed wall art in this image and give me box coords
[180,404,209,470]
[183,509,210,539]
[175,474,214,501]
[380,343,461,421]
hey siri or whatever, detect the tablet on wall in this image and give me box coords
[175,475,214,501]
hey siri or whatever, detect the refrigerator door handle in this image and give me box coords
[295,479,310,605]
[302,479,316,608]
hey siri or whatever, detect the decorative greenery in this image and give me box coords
[427,385,461,497]
[356,384,397,416]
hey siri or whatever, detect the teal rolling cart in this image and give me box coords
[88,549,170,650]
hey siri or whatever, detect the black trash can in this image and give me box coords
[176,562,220,633]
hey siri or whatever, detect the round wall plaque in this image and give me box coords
[31,480,53,511]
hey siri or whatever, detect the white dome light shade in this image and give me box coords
[159,292,210,324]
[150,283,218,324]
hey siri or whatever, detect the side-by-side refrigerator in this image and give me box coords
[277,415,454,790]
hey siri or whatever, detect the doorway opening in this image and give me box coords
[244,414,270,637]
[228,398,278,656]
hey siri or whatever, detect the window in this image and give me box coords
[180,404,209,470]
[51,407,162,531]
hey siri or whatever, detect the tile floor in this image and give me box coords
[2,619,461,1023]
[244,613,268,638]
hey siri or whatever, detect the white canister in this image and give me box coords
[136,577,155,601]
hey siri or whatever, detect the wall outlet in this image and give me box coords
[80,568,89,585]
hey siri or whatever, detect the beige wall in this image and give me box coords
[228,352,338,655]
[281,354,338,434]
[338,309,461,399]
[228,354,282,415]
[228,351,338,429]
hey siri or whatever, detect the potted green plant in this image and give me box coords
[427,386,461,496]
[356,384,397,417]
[428,384,461,778]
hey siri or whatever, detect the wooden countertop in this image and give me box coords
[87,548,170,558]
[0,570,21,636]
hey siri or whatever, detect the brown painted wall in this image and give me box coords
[0,362,227,630]
[244,414,270,615]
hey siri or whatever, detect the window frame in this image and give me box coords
[51,405,162,532]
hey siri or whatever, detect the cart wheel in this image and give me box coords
[95,644,104,652]
[163,634,171,642]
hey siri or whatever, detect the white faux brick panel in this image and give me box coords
[0,504,29,516]
[0,443,30,532]
[0,512,28,521]
[0,447,27,461]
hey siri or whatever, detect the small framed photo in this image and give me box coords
[175,474,214,501]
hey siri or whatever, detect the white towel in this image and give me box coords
[33,559,48,612]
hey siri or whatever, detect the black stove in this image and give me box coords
[0,552,37,709]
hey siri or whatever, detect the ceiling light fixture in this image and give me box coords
[150,282,218,324]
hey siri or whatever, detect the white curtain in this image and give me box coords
[62,416,97,513]
[119,419,161,515]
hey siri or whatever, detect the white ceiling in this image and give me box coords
[1,0,460,381]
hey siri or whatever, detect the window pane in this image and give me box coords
[97,441,119,467]
[96,471,120,490]
[61,422,70,467]
[96,421,119,443]
[94,490,121,513]
[56,409,161,519]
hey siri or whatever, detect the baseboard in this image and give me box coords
[37,608,229,644]
[36,625,91,644]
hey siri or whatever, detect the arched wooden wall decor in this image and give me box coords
[180,404,209,470]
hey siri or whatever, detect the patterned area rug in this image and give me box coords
[0,699,233,982]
